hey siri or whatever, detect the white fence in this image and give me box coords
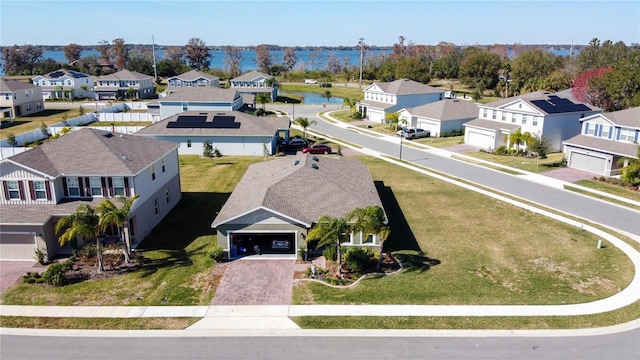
[0,147,29,159]
[87,126,147,134]
[97,112,154,122]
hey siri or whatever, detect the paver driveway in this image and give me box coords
[212,258,296,305]
[0,261,37,294]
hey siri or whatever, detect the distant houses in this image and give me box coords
[0,78,44,118]
[94,69,155,100]
[32,69,94,100]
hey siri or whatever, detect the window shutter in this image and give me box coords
[101,177,107,197]
[45,180,52,201]
[108,177,113,197]
[2,181,9,200]
[29,181,36,200]
[18,181,25,200]
[124,178,130,197]
[62,177,68,196]
[78,177,85,197]
[85,177,91,196]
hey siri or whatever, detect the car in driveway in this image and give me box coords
[397,127,414,136]
[403,128,430,139]
[302,144,332,154]
[283,138,310,151]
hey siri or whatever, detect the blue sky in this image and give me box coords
[1,0,639,46]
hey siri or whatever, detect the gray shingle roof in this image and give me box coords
[463,118,521,131]
[135,111,290,137]
[596,107,640,128]
[563,135,639,158]
[98,69,152,81]
[404,99,478,121]
[168,70,219,82]
[1,198,105,225]
[0,78,40,92]
[231,70,272,82]
[483,91,601,115]
[157,87,239,102]
[212,154,384,228]
[33,69,89,80]
[4,128,178,177]
[371,79,443,95]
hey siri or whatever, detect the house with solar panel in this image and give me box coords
[147,87,246,121]
[94,69,155,100]
[397,99,479,137]
[562,107,640,176]
[463,91,602,152]
[356,79,445,124]
[166,70,220,90]
[135,110,290,156]
[0,128,181,261]
[0,78,44,118]
[229,70,278,104]
[32,69,94,100]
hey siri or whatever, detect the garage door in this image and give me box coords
[0,233,36,260]
[569,152,606,175]
[467,130,494,149]
[232,233,296,256]
[368,110,385,124]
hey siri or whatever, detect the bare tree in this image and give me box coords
[97,39,110,60]
[163,46,184,62]
[64,43,82,64]
[185,38,211,71]
[307,49,321,70]
[111,38,129,69]
[326,52,342,73]
[255,45,272,71]
[283,47,297,71]
[224,46,244,78]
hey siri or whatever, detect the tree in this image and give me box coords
[306,215,350,277]
[294,117,317,139]
[385,112,400,131]
[503,129,532,153]
[617,146,640,188]
[55,204,104,272]
[265,77,280,101]
[96,195,138,264]
[126,49,154,75]
[0,44,43,75]
[126,87,137,99]
[185,38,211,71]
[255,92,270,111]
[63,43,82,64]
[575,38,630,73]
[78,105,85,116]
[7,133,17,147]
[307,49,322,70]
[459,50,502,90]
[342,97,356,117]
[54,84,65,100]
[97,39,110,60]
[571,67,614,106]
[255,45,273,71]
[40,122,50,138]
[510,48,563,93]
[283,47,297,71]
[377,226,390,271]
[224,46,244,78]
[586,50,640,111]
[395,56,431,83]
[531,133,550,159]
[326,52,342,73]
[111,38,129,69]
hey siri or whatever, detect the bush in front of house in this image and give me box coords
[42,258,74,286]
[343,247,375,273]
[208,245,225,262]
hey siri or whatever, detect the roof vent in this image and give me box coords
[311,163,319,170]
[102,132,113,138]
[312,156,319,162]
[294,160,300,166]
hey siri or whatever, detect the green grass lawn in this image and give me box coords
[0,109,82,140]
[279,83,364,101]
[571,179,640,203]
[460,152,567,173]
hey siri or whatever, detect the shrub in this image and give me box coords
[208,245,225,262]
[322,245,337,262]
[343,247,373,272]
[42,259,73,286]
[213,148,222,157]
[495,145,509,155]
[77,243,97,260]
[34,248,47,265]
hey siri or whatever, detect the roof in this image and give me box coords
[231,70,273,82]
[212,154,384,228]
[98,69,153,81]
[157,87,239,102]
[2,128,178,177]
[483,91,600,115]
[0,198,105,225]
[564,134,639,158]
[0,78,40,92]
[463,118,521,132]
[368,79,443,95]
[33,69,89,80]
[135,111,290,137]
[168,70,219,82]
[591,107,640,129]
[404,99,478,121]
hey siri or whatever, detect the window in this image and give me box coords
[7,181,20,199]
[587,123,596,136]
[187,139,192,148]
[522,115,527,125]
[161,157,166,173]
[151,163,156,181]
[33,181,47,200]
[112,177,125,196]
[492,110,496,120]
[511,114,516,123]
[532,117,539,126]
[154,198,159,215]
[501,112,506,121]
[89,177,102,196]
[182,103,188,111]
[67,177,80,196]
[364,233,374,244]
[601,126,610,139]
[620,128,634,142]
[166,187,170,204]
[482,109,488,118]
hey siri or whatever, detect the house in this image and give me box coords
[229,70,278,104]
[356,79,444,123]
[398,99,479,137]
[0,78,44,118]
[211,153,386,259]
[166,70,219,90]
[148,87,246,121]
[32,69,94,100]
[94,69,155,100]
[463,91,602,152]
[562,107,640,176]
[0,128,181,261]
[135,110,290,156]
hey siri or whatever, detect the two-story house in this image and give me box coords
[397,99,479,137]
[147,87,246,121]
[0,78,44,118]
[94,69,155,100]
[562,107,639,176]
[0,128,181,261]
[229,70,277,104]
[166,70,220,90]
[32,69,94,100]
[463,91,602,152]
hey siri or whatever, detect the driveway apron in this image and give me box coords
[212,259,296,305]
[0,261,37,294]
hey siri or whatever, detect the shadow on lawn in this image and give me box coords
[393,252,441,273]
[374,181,420,252]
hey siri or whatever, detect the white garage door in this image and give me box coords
[569,152,606,175]
[0,233,36,260]
[368,110,385,124]
[467,130,493,149]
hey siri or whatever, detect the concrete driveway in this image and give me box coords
[0,261,38,294]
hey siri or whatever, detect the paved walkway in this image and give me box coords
[0,261,37,294]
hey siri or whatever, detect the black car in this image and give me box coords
[283,138,309,151]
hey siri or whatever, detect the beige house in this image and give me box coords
[0,78,44,118]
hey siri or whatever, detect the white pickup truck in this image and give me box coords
[304,79,318,84]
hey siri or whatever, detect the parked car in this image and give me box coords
[403,128,431,139]
[304,79,318,84]
[284,138,309,151]
[302,144,332,154]
[397,127,414,136]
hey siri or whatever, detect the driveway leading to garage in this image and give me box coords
[212,258,297,305]
[0,261,38,294]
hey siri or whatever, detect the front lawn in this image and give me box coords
[0,109,81,140]
[572,179,640,203]
[461,151,566,173]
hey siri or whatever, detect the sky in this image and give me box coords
[1,0,639,47]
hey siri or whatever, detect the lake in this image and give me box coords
[282,91,343,105]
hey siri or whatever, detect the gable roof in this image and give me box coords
[592,107,640,129]
[157,87,239,102]
[135,111,289,137]
[33,69,90,80]
[98,69,152,81]
[231,70,273,82]
[564,134,639,158]
[484,91,601,115]
[168,70,219,82]
[404,99,478,121]
[212,154,384,228]
[2,128,178,177]
[369,79,443,95]
[463,118,521,132]
[0,78,40,92]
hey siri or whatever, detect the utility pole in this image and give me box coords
[152,35,158,83]
[358,37,365,89]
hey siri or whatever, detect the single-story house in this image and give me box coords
[148,87,246,121]
[398,99,478,137]
[135,110,290,156]
[211,153,386,259]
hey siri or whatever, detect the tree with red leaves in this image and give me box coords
[571,66,612,106]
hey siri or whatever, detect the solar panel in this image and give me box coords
[166,114,240,128]
[176,115,207,123]
[531,96,592,114]
[49,71,64,78]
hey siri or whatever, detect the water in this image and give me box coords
[283,91,343,105]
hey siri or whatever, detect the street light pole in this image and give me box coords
[399,134,403,161]
[358,37,365,89]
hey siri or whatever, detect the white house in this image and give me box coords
[0,78,44,118]
[463,91,602,152]
[166,70,219,89]
[562,107,640,176]
[148,87,246,121]
[32,69,94,100]
[356,79,444,124]
[229,70,278,103]
[0,128,181,261]
[398,99,478,137]
[94,69,155,100]
[135,110,290,156]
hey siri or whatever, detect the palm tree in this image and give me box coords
[294,117,317,139]
[55,204,104,272]
[377,226,391,271]
[256,92,270,111]
[55,84,65,100]
[96,195,139,264]
[617,145,640,188]
[385,112,401,131]
[126,87,137,99]
[265,77,280,102]
[342,97,356,117]
[306,215,350,277]
[79,84,90,99]
[503,129,530,154]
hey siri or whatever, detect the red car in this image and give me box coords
[302,144,332,154]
